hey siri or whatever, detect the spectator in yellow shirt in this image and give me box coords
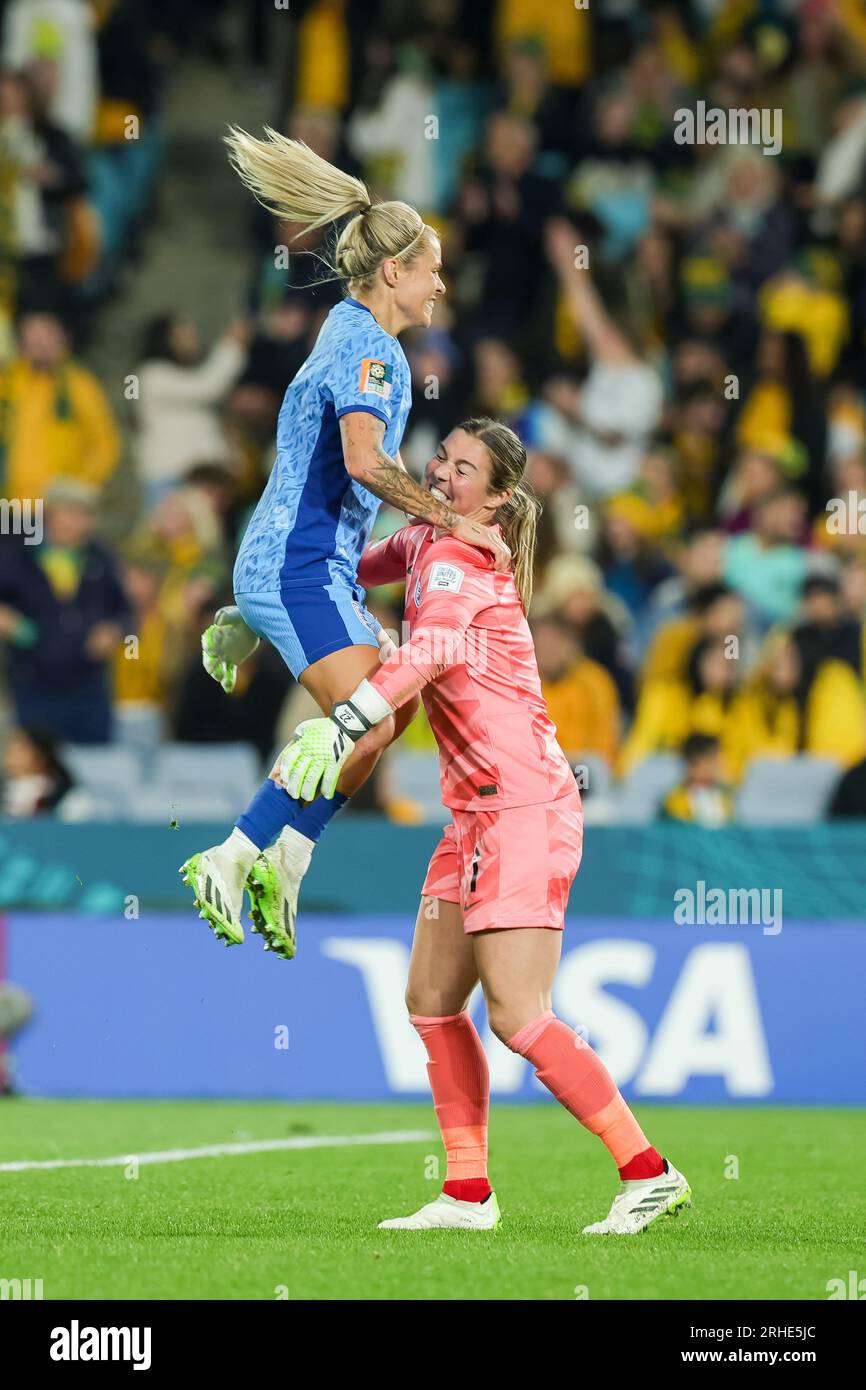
[0,312,121,503]
[494,0,590,87]
[733,331,825,508]
[607,447,686,553]
[642,582,745,688]
[619,635,741,779]
[129,485,229,641]
[532,612,621,766]
[727,630,866,780]
[112,549,171,711]
[758,258,848,380]
[660,734,734,828]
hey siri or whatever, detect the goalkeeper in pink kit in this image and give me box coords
[281,417,691,1236]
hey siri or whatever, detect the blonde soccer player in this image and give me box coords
[280,418,692,1236]
[181,128,509,953]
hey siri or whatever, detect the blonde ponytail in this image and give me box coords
[225,125,436,294]
[226,125,369,232]
[458,417,541,611]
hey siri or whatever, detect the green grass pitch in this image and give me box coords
[1,1099,863,1301]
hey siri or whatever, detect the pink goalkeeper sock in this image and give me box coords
[411,1012,490,1189]
[507,1010,657,1172]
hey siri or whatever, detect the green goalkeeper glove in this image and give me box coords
[201,606,260,694]
[278,679,394,800]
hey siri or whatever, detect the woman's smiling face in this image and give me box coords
[423,429,511,522]
[397,236,446,329]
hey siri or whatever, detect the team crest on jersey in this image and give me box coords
[358,359,392,400]
[427,562,465,593]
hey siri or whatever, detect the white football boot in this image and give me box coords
[246,825,314,960]
[378,1191,501,1231]
[582,1158,691,1235]
[179,828,260,947]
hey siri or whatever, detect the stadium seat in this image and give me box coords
[62,744,142,798]
[570,753,616,826]
[386,750,449,825]
[151,743,261,805]
[114,706,165,759]
[56,787,131,822]
[736,757,842,826]
[613,753,683,825]
[129,788,238,824]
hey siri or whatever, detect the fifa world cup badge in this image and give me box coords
[359,359,393,400]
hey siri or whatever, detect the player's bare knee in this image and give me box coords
[485,1004,517,1045]
[405,984,439,1017]
[487,1001,539,1047]
[405,987,464,1019]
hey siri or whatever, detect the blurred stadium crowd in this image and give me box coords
[6,0,866,826]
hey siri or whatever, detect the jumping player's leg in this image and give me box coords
[236,642,418,955]
[240,640,407,852]
[378,895,500,1232]
[183,610,416,952]
[240,675,416,958]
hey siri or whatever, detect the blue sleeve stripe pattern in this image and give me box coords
[335,403,390,425]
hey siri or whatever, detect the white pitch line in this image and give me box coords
[0,1130,436,1173]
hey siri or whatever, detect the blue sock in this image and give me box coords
[237,779,302,851]
[291,791,348,844]
[236,780,349,851]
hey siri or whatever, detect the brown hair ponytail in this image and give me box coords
[457,417,541,611]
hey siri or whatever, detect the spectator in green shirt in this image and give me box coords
[724,488,811,625]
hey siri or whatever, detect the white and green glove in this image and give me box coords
[201,606,260,694]
[279,679,394,801]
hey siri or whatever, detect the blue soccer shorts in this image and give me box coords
[234,583,382,680]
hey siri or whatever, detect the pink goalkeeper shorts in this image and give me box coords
[420,788,583,933]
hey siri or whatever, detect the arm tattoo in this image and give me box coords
[366,441,459,528]
[341,413,458,528]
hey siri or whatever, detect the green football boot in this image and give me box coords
[179,848,246,947]
[245,826,314,961]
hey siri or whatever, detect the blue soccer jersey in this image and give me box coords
[233,298,412,595]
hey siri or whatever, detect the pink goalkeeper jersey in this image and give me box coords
[357,523,576,812]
